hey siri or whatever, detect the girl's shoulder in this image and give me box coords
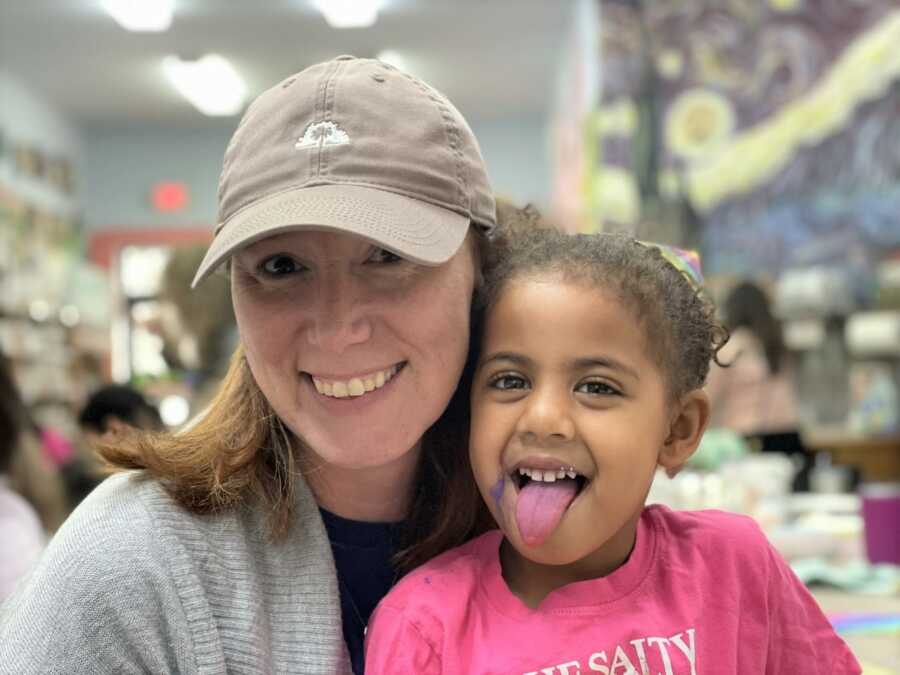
[383,530,503,610]
[645,504,772,563]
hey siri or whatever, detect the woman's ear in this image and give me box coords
[658,389,710,478]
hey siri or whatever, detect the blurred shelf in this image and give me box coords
[802,432,900,482]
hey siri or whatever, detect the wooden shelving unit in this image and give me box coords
[803,431,900,482]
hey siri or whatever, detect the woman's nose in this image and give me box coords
[305,270,373,353]
[515,386,575,444]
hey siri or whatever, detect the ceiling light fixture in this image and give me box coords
[162,55,248,117]
[102,0,174,32]
[314,0,380,29]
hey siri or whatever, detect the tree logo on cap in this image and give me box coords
[295,121,350,150]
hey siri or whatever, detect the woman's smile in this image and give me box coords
[299,363,408,417]
[307,362,406,399]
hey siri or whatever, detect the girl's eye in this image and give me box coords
[260,255,303,276]
[489,374,529,391]
[575,380,619,396]
[366,247,402,264]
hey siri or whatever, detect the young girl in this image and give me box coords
[365,228,860,674]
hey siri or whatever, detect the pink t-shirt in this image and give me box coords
[365,505,860,674]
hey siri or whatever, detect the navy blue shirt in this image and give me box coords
[319,508,404,675]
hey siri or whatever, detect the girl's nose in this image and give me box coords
[305,271,373,353]
[515,386,575,444]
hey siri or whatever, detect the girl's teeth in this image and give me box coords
[518,466,581,482]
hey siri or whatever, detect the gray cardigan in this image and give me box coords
[0,471,352,674]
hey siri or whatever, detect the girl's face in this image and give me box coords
[231,230,475,472]
[470,275,697,579]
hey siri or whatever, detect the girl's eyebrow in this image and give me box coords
[479,352,531,368]
[572,357,640,381]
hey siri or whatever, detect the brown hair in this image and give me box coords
[98,228,494,573]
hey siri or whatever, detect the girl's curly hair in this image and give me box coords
[477,225,728,400]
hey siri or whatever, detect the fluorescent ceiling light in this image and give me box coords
[314,0,380,28]
[102,0,174,32]
[163,55,247,116]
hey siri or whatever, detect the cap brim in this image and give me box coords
[192,184,470,287]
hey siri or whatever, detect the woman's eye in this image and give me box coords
[260,255,303,276]
[489,374,529,391]
[576,380,619,396]
[366,247,402,264]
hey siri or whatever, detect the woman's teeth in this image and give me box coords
[518,466,579,482]
[312,365,401,398]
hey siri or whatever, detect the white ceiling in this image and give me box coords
[0,0,576,128]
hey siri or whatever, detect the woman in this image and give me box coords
[705,280,811,489]
[0,55,496,674]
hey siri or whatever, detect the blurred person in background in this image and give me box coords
[0,353,68,601]
[0,55,496,675]
[78,384,164,441]
[70,384,165,506]
[705,279,812,490]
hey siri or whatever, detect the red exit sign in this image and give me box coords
[152,181,189,212]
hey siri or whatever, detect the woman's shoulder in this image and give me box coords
[5,469,269,613]
[0,472,199,671]
[7,472,195,599]
[49,470,308,574]
[0,470,336,672]
[59,470,196,548]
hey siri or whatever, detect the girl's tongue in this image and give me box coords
[514,479,579,547]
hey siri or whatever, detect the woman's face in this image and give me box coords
[231,230,476,470]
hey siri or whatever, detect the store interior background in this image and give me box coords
[1,0,898,670]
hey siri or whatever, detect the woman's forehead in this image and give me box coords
[245,229,369,250]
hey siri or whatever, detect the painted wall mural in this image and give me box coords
[588,0,900,278]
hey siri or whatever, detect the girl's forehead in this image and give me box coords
[504,272,653,328]
[489,277,642,341]
[501,273,629,314]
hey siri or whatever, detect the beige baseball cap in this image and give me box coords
[192,55,496,287]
